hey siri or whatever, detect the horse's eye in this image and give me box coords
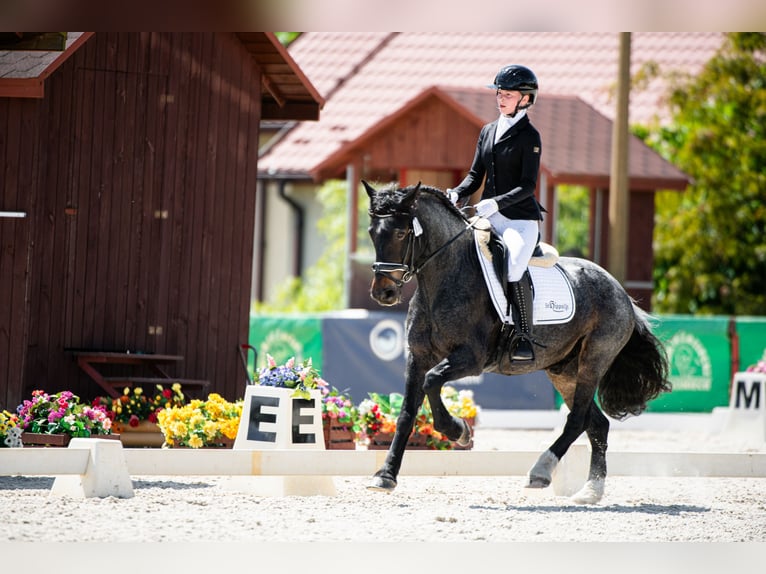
[395,229,407,240]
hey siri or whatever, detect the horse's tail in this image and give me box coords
[598,303,671,420]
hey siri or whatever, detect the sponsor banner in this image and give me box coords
[648,315,731,412]
[247,314,324,373]
[735,316,766,371]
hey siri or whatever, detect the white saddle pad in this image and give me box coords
[473,227,575,325]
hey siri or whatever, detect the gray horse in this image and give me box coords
[363,181,670,504]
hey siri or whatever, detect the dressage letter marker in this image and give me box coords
[235,386,323,449]
[231,385,335,495]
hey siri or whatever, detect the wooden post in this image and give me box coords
[608,32,631,284]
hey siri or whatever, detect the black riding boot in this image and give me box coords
[509,274,535,361]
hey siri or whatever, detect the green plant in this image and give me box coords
[321,386,360,433]
[157,393,243,448]
[17,390,112,437]
[1,409,21,447]
[254,354,328,400]
[357,389,476,450]
[95,383,186,426]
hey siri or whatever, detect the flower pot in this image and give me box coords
[368,431,430,450]
[323,420,357,450]
[164,435,235,449]
[112,420,165,448]
[21,432,120,447]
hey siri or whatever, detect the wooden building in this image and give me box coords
[0,32,323,410]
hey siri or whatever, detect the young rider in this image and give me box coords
[446,64,544,361]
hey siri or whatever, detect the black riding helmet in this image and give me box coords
[487,64,538,109]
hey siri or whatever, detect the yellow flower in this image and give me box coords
[187,434,204,448]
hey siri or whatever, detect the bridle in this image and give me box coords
[370,207,478,287]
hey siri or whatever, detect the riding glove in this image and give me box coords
[475,198,499,218]
[445,189,460,205]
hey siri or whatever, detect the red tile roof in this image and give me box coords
[259,32,723,178]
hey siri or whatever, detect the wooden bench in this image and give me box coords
[70,350,210,399]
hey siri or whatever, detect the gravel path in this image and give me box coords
[2,426,765,549]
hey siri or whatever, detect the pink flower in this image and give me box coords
[267,355,277,369]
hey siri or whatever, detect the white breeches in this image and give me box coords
[486,214,539,282]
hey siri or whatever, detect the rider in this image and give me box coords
[446,64,544,361]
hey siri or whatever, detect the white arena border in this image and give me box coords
[2,437,766,499]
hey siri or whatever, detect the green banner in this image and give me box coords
[248,314,324,380]
[735,316,766,371]
[648,315,731,413]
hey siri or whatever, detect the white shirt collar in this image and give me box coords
[495,109,527,143]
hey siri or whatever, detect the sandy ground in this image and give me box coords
[2,426,765,545]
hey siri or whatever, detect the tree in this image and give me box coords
[641,33,766,315]
[254,180,368,313]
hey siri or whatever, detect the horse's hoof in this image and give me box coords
[456,418,472,447]
[570,478,605,505]
[525,476,551,489]
[367,474,397,493]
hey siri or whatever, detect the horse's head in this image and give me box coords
[364,180,421,305]
[364,179,466,306]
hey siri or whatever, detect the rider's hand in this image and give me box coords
[475,198,499,218]
[445,189,460,205]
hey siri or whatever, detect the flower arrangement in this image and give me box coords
[156,393,242,448]
[1,409,21,447]
[358,386,479,450]
[321,386,361,433]
[358,391,452,449]
[95,383,186,428]
[442,386,480,420]
[746,359,766,374]
[255,355,328,399]
[16,390,112,437]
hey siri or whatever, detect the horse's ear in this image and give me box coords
[362,180,376,199]
[401,182,422,209]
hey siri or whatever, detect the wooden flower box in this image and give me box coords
[368,431,430,450]
[21,432,121,447]
[112,420,165,448]
[323,420,357,450]
[164,436,235,449]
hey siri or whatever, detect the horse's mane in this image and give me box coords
[371,182,468,222]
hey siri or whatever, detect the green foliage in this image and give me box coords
[555,185,590,257]
[274,32,300,46]
[254,180,369,313]
[642,33,766,315]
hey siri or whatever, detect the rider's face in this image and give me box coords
[496,89,527,115]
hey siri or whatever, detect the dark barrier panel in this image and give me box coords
[321,311,555,409]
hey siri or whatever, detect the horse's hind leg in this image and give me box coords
[527,377,597,491]
[569,402,609,504]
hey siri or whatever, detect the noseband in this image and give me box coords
[370,208,477,287]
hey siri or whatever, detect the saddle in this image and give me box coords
[471,216,558,303]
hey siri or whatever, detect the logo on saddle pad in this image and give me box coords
[472,223,575,325]
[544,300,571,314]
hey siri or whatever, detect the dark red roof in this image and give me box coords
[259,32,723,178]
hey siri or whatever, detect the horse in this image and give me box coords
[363,180,671,504]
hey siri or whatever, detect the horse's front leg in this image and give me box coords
[423,355,482,446]
[368,357,428,493]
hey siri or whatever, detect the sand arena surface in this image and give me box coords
[1,426,765,547]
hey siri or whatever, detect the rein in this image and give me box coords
[370,208,478,287]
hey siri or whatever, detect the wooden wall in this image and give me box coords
[0,98,39,410]
[0,33,262,410]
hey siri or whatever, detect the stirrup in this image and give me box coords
[511,337,535,361]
